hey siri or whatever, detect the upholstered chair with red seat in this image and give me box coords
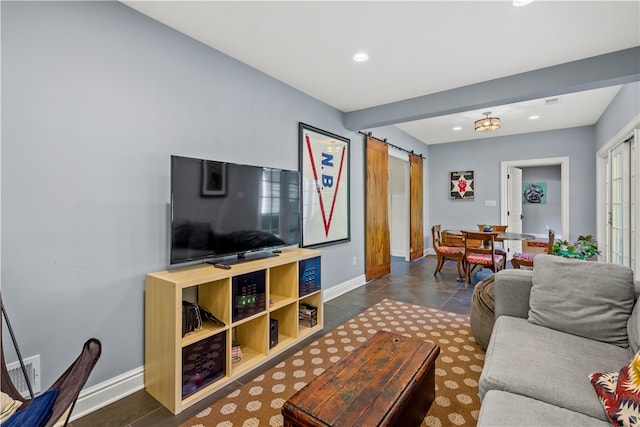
[511,230,555,269]
[477,224,508,266]
[462,230,505,289]
[432,225,465,278]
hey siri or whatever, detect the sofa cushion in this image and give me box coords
[477,390,611,427]
[530,254,635,348]
[590,350,640,427]
[480,316,630,421]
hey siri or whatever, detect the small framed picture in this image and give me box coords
[202,160,227,196]
[450,170,474,200]
[523,182,546,204]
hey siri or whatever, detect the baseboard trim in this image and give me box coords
[70,275,368,419]
[70,366,144,421]
[390,249,407,258]
[323,274,367,302]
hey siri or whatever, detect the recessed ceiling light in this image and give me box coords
[513,0,534,6]
[453,126,462,131]
[529,115,540,120]
[353,52,369,63]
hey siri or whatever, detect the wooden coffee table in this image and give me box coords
[282,330,440,427]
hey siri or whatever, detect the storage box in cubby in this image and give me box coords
[232,270,266,322]
[181,331,226,398]
[299,303,317,328]
[299,256,321,296]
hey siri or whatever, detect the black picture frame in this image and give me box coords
[202,160,227,196]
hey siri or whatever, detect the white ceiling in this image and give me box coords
[123,1,639,145]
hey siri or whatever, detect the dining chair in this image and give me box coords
[476,224,508,266]
[431,225,465,278]
[462,230,505,289]
[511,229,555,269]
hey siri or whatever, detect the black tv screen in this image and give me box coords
[170,155,301,265]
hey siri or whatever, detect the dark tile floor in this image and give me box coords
[70,255,481,427]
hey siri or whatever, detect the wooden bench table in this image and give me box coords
[282,330,440,427]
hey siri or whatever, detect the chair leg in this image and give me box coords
[434,254,444,275]
[464,262,470,289]
[456,257,463,278]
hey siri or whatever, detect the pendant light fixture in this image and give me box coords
[474,112,501,132]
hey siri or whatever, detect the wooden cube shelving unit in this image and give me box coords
[144,248,323,414]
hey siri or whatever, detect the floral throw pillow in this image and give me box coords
[591,351,640,427]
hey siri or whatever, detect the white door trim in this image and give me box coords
[500,157,570,241]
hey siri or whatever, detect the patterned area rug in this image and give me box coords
[181,298,484,427]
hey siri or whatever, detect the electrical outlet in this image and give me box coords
[352,256,357,266]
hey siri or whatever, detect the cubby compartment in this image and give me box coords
[232,270,266,322]
[231,314,269,376]
[298,292,322,338]
[299,256,321,296]
[180,279,230,347]
[269,302,298,351]
[181,331,226,399]
[145,248,322,414]
[269,263,297,309]
[198,278,231,326]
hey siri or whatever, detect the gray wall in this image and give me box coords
[521,166,562,236]
[0,1,426,389]
[427,126,596,243]
[596,82,640,149]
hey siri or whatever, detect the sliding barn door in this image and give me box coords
[409,154,424,261]
[365,136,390,281]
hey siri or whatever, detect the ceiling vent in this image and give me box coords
[545,97,559,105]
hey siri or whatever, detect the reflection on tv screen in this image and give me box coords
[170,156,300,264]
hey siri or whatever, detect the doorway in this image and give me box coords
[500,157,569,257]
[389,151,410,260]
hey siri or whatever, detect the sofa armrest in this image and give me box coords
[494,269,533,319]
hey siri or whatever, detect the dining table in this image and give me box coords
[443,230,537,243]
[441,229,537,281]
[494,231,537,242]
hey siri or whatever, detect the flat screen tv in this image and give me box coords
[170,155,301,265]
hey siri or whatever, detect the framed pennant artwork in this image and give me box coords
[450,170,475,200]
[299,122,350,248]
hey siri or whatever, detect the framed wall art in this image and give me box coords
[202,160,227,196]
[523,182,547,204]
[299,122,350,248]
[450,170,474,200]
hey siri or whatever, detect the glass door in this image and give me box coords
[606,135,636,267]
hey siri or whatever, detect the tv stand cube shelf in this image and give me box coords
[145,248,323,414]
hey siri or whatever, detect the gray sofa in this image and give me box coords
[477,254,639,426]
